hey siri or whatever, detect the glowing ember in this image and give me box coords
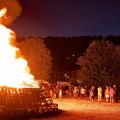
[0,8,39,88]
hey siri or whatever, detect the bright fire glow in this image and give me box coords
[0,8,39,88]
[0,8,7,18]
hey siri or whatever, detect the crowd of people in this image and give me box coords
[89,85,117,103]
[48,83,118,103]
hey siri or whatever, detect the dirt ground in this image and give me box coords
[31,98,120,120]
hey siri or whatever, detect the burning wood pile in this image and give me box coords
[0,87,58,117]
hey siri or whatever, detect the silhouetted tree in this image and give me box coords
[77,40,120,88]
[16,37,52,82]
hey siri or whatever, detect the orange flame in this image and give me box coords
[0,8,7,18]
[0,8,39,88]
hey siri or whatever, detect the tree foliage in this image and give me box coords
[77,40,120,88]
[16,37,52,81]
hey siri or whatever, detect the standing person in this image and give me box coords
[84,86,87,97]
[80,87,85,99]
[89,86,95,102]
[104,86,110,102]
[49,89,53,98]
[109,87,115,103]
[53,88,57,98]
[68,86,72,97]
[73,87,78,99]
[113,85,118,103]
[59,89,62,98]
[97,86,102,102]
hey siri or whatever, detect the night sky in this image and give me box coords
[11,0,120,37]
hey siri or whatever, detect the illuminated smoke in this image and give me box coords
[0,0,22,25]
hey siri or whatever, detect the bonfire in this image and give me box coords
[0,8,39,88]
[0,8,58,117]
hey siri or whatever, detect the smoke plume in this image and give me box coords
[0,0,22,26]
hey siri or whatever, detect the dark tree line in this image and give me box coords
[44,36,120,71]
[77,40,120,95]
[44,36,120,84]
[12,36,120,91]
